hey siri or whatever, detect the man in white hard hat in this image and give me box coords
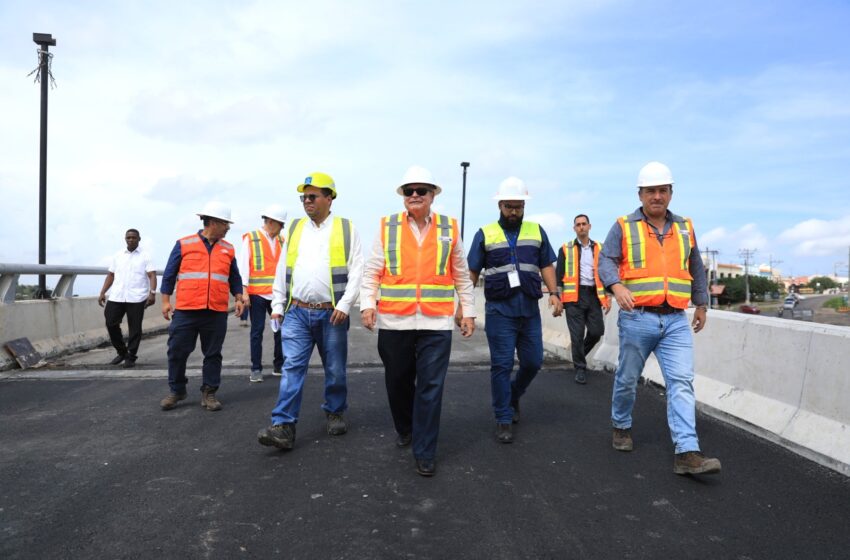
[598,161,720,475]
[159,201,245,412]
[257,172,363,451]
[360,165,476,477]
[239,205,287,383]
[556,214,610,385]
[97,228,157,369]
[465,177,562,444]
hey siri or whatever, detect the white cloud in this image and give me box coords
[527,212,566,235]
[700,223,768,257]
[778,215,850,257]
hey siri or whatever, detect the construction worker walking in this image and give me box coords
[465,177,562,444]
[598,161,721,475]
[556,214,610,385]
[159,202,245,412]
[239,205,287,383]
[257,172,363,451]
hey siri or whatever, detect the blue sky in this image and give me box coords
[1,0,849,294]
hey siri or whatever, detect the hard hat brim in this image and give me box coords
[493,194,531,201]
[261,215,286,224]
[197,213,234,224]
[397,182,442,196]
[297,183,338,199]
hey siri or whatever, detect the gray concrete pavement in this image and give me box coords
[2,311,850,559]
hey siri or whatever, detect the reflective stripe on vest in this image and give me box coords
[243,229,284,295]
[618,212,694,309]
[284,216,351,310]
[560,241,609,306]
[175,234,234,312]
[480,221,544,301]
[378,213,459,316]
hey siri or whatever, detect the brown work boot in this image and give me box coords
[326,412,347,435]
[160,392,187,410]
[674,451,721,475]
[496,423,513,444]
[200,386,222,411]
[612,428,633,451]
[258,423,296,450]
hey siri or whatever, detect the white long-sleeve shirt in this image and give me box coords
[271,213,363,316]
[360,211,476,331]
[239,226,282,301]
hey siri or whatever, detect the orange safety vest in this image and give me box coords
[560,240,609,308]
[378,212,458,317]
[617,211,695,309]
[175,234,235,312]
[243,229,284,296]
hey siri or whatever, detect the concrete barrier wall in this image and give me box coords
[0,296,169,370]
[473,287,850,475]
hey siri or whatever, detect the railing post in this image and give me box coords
[0,272,20,304]
[54,274,76,298]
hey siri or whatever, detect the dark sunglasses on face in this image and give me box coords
[403,187,432,197]
[300,194,324,203]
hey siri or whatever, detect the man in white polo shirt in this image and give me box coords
[98,228,157,368]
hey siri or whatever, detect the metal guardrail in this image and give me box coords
[0,263,162,304]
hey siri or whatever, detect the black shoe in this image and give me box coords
[415,458,436,477]
[258,423,296,450]
[123,358,136,369]
[109,354,126,365]
[496,423,513,443]
[574,370,587,384]
[510,397,520,424]
[395,433,412,448]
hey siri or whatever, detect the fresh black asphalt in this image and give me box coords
[1,317,849,559]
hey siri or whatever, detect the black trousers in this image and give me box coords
[377,329,452,460]
[104,300,146,360]
[564,286,605,371]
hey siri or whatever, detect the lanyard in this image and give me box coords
[503,227,519,266]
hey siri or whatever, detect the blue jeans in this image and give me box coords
[249,295,283,373]
[611,308,700,454]
[166,309,228,394]
[485,310,544,424]
[378,329,452,461]
[270,306,349,425]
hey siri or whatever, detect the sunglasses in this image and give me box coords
[403,187,432,197]
[300,194,324,203]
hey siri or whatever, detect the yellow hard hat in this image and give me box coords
[297,172,337,199]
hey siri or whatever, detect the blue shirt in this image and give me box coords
[160,230,243,296]
[467,222,557,317]
[598,208,708,306]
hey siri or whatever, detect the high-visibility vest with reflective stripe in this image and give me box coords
[560,240,609,307]
[378,212,459,316]
[284,216,352,310]
[480,221,544,301]
[617,211,695,309]
[175,234,235,312]
[243,229,284,296]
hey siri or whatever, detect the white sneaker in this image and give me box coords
[249,371,263,383]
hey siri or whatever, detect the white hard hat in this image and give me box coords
[494,176,530,201]
[261,204,288,224]
[197,201,233,223]
[637,161,674,188]
[396,165,442,195]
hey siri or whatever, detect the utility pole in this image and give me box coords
[32,33,57,298]
[703,247,719,308]
[739,248,757,305]
[460,162,470,241]
[768,254,783,280]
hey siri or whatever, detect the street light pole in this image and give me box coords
[33,32,56,298]
[460,162,470,241]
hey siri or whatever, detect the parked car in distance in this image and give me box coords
[739,304,761,314]
[783,296,797,310]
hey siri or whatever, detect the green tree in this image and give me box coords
[718,276,780,303]
[807,276,837,291]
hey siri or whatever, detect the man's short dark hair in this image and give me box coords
[126,228,140,236]
[573,214,590,225]
[201,216,211,227]
[321,187,335,199]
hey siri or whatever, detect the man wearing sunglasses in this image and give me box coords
[159,201,245,412]
[465,177,562,444]
[360,165,476,477]
[257,172,363,451]
[598,161,720,475]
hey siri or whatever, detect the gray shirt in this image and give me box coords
[598,207,708,306]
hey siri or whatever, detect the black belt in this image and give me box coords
[579,285,596,290]
[290,299,334,310]
[636,305,682,315]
